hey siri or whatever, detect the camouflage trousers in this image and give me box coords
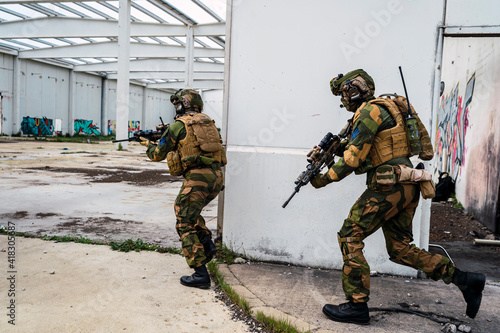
[175,165,224,268]
[338,183,455,303]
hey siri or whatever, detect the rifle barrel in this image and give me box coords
[112,138,134,143]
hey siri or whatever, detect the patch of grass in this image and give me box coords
[41,234,106,245]
[450,194,464,209]
[118,143,123,151]
[215,242,259,264]
[36,146,44,149]
[109,238,181,255]
[0,230,181,255]
[255,312,308,333]
[207,260,252,316]
[216,242,238,264]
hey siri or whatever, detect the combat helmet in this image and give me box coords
[170,89,204,115]
[330,69,375,111]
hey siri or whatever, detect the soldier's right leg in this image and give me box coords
[383,191,485,318]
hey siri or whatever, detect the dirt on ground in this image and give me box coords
[29,166,183,186]
[430,200,498,247]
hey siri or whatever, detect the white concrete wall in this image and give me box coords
[223,0,444,276]
[74,72,102,134]
[0,55,175,137]
[0,53,14,135]
[20,60,70,134]
[201,89,223,127]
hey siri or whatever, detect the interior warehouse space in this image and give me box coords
[0,0,499,332]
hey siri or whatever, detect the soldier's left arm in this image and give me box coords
[145,121,186,162]
[323,104,383,183]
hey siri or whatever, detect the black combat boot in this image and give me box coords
[180,265,211,289]
[200,235,218,262]
[322,301,369,325]
[453,268,486,318]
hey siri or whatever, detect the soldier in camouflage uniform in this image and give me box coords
[310,69,486,325]
[140,89,225,289]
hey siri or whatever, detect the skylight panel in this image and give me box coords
[2,4,44,18]
[176,36,187,44]
[63,38,92,45]
[62,2,102,19]
[140,37,161,44]
[13,39,51,48]
[38,3,80,18]
[134,1,182,24]
[89,1,119,20]
[80,58,102,63]
[0,8,23,21]
[0,40,29,50]
[41,38,73,46]
[166,0,215,24]
[89,38,111,43]
[130,6,156,23]
[195,37,223,49]
[198,0,226,20]
[154,37,177,45]
[61,58,88,65]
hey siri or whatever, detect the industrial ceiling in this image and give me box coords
[0,0,226,90]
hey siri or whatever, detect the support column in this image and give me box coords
[11,56,21,135]
[185,25,194,88]
[68,70,75,135]
[142,86,147,130]
[101,77,109,136]
[116,0,131,149]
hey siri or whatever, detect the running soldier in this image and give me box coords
[310,69,485,325]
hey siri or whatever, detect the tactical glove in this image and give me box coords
[310,173,329,189]
[156,123,169,131]
[139,137,150,147]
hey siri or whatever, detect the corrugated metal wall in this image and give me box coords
[0,57,175,137]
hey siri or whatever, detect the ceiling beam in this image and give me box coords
[0,17,225,38]
[73,58,224,72]
[148,80,223,90]
[106,71,223,80]
[17,41,224,58]
[0,0,96,3]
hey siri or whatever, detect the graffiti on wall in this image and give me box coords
[74,119,101,135]
[21,116,54,136]
[107,120,140,136]
[435,73,475,180]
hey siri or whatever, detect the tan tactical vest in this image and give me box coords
[176,112,226,170]
[363,95,433,167]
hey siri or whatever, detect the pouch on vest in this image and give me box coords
[398,164,435,199]
[420,180,436,199]
[191,119,223,153]
[167,150,183,176]
[375,165,397,186]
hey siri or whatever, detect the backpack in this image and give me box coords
[432,172,455,202]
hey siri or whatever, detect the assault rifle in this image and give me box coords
[112,117,168,143]
[282,120,352,208]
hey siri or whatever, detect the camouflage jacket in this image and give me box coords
[145,121,186,162]
[323,102,412,185]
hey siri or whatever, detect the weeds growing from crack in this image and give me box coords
[0,229,181,255]
[255,312,309,333]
